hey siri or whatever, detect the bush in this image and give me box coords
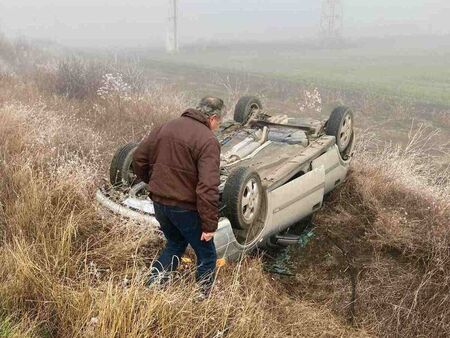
[54,58,106,100]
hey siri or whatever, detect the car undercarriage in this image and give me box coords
[96,96,355,260]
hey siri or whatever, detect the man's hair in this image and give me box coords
[197,96,225,117]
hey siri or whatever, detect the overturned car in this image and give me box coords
[96,96,355,260]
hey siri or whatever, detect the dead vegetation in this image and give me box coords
[279,130,449,337]
[0,36,448,337]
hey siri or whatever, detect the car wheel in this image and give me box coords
[234,96,262,124]
[326,106,354,154]
[222,167,263,231]
[109,142,139,187]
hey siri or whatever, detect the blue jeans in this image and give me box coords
[150,202,217,291]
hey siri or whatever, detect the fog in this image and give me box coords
[0,0,449,47]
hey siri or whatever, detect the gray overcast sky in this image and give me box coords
[0,0,449,47]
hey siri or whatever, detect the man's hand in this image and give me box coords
[201,232,215,241]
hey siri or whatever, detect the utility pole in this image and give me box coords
[166,0,179,53]
[320,0,343,46]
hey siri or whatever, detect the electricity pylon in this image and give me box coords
[320,0,343,44]
[166,0,179,53]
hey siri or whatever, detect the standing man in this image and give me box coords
[132,97,224,296]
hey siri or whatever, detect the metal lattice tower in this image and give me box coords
[166,0,179,53]
[320,0,343,42]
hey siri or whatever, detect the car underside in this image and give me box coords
[96,96,355,260]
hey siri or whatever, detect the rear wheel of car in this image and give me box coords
[109,142,139,187]
[326,106,354,155]
[234,96,262,124]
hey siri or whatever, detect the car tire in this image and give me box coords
[222,167,263,230]
[326,106,354,154]
[109,142,139,187]
[234,96,262,124]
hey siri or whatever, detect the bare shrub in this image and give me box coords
[54,57,149,102]
[54,58,106,100]
[214,74,252,119]
[297,87,322,113]
[89,83,187,144]
[119,61,147,93]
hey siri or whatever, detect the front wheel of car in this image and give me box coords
[109,142,139,187]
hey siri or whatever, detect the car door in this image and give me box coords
[266,166,325,232]
[311,145,349,194]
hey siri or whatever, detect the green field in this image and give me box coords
[148,41,450,107]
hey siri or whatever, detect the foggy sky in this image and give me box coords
[0,0,449,47]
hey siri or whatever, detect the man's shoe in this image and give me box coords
[193,290,209,303]
[195,283,212,301]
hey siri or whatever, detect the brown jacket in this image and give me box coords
[132,109,220,232]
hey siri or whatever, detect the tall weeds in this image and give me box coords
[1,36,448,337]
[287,127,449,337]
[0,82,361,337]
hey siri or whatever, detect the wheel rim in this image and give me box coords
[125,161,137,185]
[129,182,149,198]
[249,103,260,111]
[243,103,261,123]
[241,178,260,223]
[338,113,353,150]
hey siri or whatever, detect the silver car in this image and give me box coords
[96,96,355,261]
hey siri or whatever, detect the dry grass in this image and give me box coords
[0,68,363,337]
[1,37,448,337]
[0,314,40,338]
[280,128,449,337]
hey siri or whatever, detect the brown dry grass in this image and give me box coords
[1,37,448,337]
[278,130,449,337]
[0,53,364,337]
